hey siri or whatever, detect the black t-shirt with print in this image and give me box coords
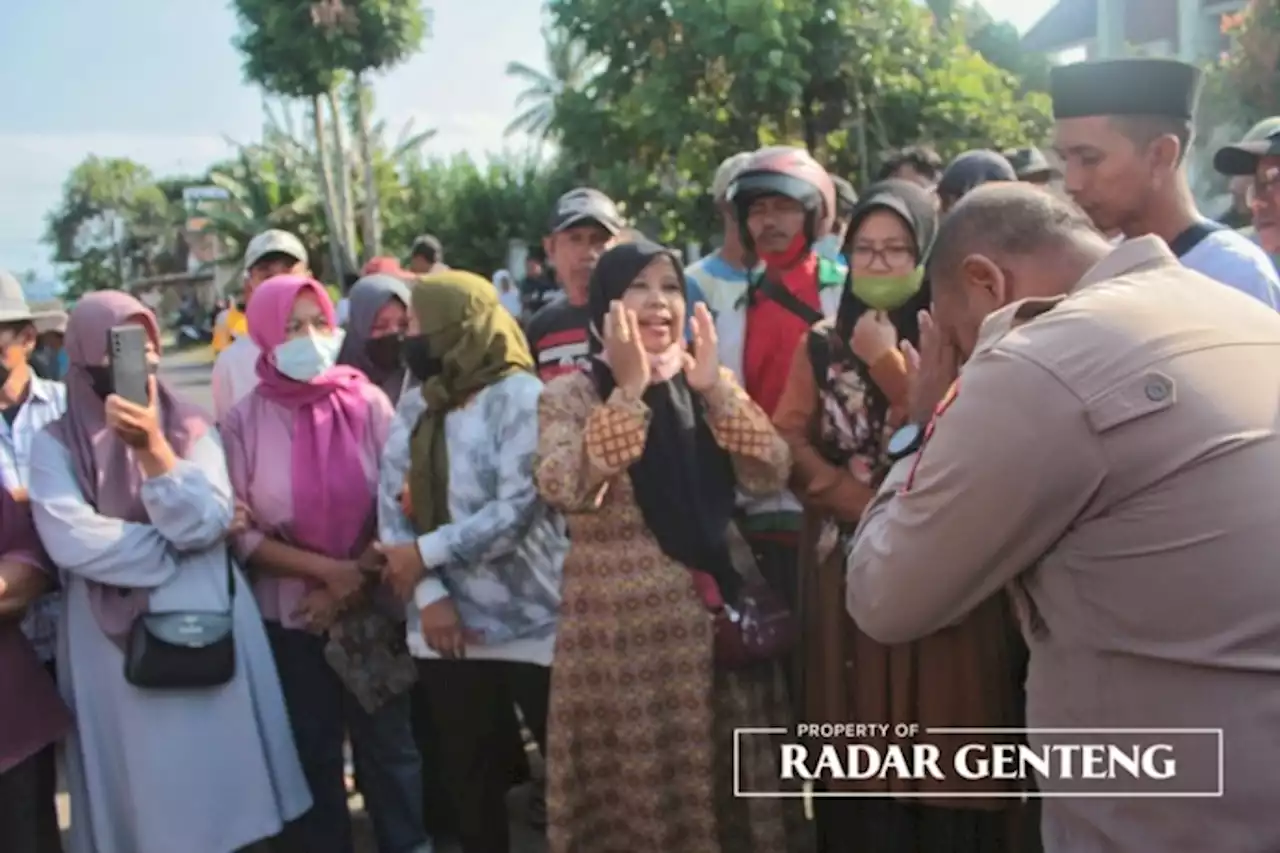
[525,298,592,383]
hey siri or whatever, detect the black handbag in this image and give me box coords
[123,549,237,689]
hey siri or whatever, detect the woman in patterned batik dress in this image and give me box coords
[536,239,813,853]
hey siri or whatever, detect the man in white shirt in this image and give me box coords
[1050,57,1280,308]
[211,229,309,421]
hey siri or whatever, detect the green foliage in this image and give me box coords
[43,157,178,297]
[383,153,576,274]
[202,140,326,274]
[231,0,428,94]
[963,6,1050,95]
[546,0,1051,247]
[1222,1,1280,117]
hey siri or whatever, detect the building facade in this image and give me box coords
[1022,0,1246,63]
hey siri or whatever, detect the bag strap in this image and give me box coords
[748,269,825,326]
[1168,219,1226,258]
[225,546,237,602]
[806,327,833,389]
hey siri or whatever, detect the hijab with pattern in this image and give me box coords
[406,270,534,536]
[336,274,413,403]
[45,291,211,640]
[586,239,742,602]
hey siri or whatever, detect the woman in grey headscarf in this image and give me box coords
[336,274,413,404]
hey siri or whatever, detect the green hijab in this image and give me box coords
[407,270,534,536]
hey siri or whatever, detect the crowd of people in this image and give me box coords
[4,54,1280,853]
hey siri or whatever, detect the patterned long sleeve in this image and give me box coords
[536,373,651,512]
[701,367,791,497]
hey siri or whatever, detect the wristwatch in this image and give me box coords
[885,422,925,462]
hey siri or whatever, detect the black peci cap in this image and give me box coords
[1050,58,1202,121]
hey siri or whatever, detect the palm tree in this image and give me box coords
[504,26,601,143]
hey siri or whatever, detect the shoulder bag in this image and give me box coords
[124,548,237,689]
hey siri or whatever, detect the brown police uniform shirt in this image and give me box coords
[847,236,1280,852]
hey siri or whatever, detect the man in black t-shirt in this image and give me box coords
[517,248,556,322]
[524,188,624,381]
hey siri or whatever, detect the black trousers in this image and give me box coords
[0,662,63,853]
[413,659,549,853]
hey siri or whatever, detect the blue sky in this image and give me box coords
[0,0,1051,279]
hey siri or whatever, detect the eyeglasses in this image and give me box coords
[851,244,915,268]
[1246,165,1280,208]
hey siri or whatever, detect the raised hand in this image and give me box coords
[683,302,721,392]
[604,300,650,398]
[850,310,899,366]
[901,309,960,426]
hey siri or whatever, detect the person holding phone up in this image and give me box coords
[220,275,428,853]
[28,291,310,853]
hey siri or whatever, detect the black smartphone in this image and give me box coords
[107,325,150,406]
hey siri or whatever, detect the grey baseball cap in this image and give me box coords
[547,188,624,235]
[1214,118,1280,176]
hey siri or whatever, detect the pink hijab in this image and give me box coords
[247,275,373,560]
[45,291,210,640]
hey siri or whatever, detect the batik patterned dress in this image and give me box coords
[536,368,813,853]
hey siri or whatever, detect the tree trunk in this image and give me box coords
[311,95,351,279]
[325,88,358,267]
[353,73,382,258]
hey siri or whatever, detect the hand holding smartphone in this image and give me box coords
[107,325,151,406]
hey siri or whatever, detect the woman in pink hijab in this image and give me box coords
[221,275,425,853]
[29,290,310,853]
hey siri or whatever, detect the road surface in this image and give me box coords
[74,349,550,853]
[159,347,216,413]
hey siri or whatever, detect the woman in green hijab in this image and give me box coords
[376,270,568,853]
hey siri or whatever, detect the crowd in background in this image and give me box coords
[5,54,1280,853]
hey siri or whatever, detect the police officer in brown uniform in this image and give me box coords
[845,183,1280,852]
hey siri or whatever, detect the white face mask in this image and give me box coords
[814,233,844,261]
[273,329,345,382]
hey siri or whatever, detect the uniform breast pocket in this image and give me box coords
[1085,370,1176,434]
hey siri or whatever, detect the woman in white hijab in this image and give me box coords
[492,269,523,319]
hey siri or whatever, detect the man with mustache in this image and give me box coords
[1214,125,1280,261]
[719,146,844,611]
[1050,57,1280,308]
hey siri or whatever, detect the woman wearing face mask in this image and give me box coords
[28,291,311,853]
[220,276,428,853]
[536,240,810,853]
[336,274,413,404]
[375,270,566,853]
[773,181,1035,852]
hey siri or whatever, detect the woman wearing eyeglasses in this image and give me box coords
[772,179,1036,852]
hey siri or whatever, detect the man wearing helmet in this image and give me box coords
[718,146,847,618]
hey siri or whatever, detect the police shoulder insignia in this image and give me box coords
[934,379,960,419]
[903,380,960,493]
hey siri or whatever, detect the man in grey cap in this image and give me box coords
[1214,119,1280,260]
[685,151,755,325]
[211,228,309,421]
[524,187,626,381]
[0,268,67,852]
[1003,146,1060,186]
